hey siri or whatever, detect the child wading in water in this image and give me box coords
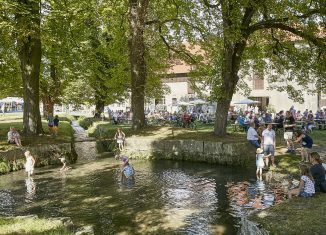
[288,164,315,199]
[256,148,265,179]
[59,157,71,171]
[120,156,135,181]
[24,151,35,177]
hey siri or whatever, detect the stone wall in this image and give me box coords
[238,217,269,235]
[0,143,77,174]
[121,137,253,165]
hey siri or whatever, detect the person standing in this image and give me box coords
[247,123,260,148]
[114,128,126,151]
[24,151,35,177]
[261,123,276,168]
[256,148,265,178]
[53,115,59,136]
[47,113,54,135]
[284,111,296,154]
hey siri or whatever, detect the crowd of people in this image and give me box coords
[235,106,325,132]
[246,106,326,200]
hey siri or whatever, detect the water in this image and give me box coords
[0,157,283,234]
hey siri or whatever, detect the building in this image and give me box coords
[108,54,324,114]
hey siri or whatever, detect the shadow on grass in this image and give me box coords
[0,118,73,149]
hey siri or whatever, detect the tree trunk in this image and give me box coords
[128,0,149,130]
[94,97,105,118]
[16,0,43,135]
[42,97,54,118]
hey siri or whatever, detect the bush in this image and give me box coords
[77,117,101,130]
[58,114,75,123]
[0,160,11,174]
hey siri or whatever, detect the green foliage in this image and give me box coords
[77,116,101,130]
[0,159,10,174]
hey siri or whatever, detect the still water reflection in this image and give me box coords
[0,158,280,234]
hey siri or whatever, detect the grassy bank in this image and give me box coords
[250,129,326,235]
[250,193,326,234]
[0,114,74,151]
[87,121,247,143]
[0,216,73,235]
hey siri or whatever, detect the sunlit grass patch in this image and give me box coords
[87,121,247,143]
[0,216,73,235]
[250,193,326,235]
[0,115,73,149]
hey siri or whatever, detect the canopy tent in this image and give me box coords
[178,101,191,106]
[233,99,260,105]
[189,99,208,105]
[0,97,24,104]
[0,97,24,112]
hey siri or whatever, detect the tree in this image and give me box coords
[195,0,326,136]
[127,0,149,130]
[16,0,43,134]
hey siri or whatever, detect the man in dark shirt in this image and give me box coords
[284,111,296,153]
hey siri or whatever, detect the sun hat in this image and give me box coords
[256,148,264,154]
[121,156,129,163]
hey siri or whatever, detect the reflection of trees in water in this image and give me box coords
[0,189,15,215]
[25,177,36,202]
[227,179,287,216]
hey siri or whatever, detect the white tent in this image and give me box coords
[233,99,260,105]
[178,101,191,106]
[0,97,24,104]
[189,99,208,105]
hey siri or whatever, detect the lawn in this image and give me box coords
[0,113,74,151]
[0,216,73,235]
[87,121,248,143]
[250,193,326,235]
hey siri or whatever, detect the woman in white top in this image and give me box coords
[114,128,126,151]
[288,164,315,199]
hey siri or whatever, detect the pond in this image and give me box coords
[0,157,281,234]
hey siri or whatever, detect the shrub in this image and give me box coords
[77,117,101,130]
[0,160,11,174]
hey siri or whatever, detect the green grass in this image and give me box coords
[87,121,247,143]
[250,129,326,234]
[0,114,74,151]
[0,216,73,235]
[309,129,326,146]
[250,193,326,235]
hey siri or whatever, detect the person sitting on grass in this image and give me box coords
[310,152,326,193]
[7,127,22,147]
[294,130,313,162]
[288,164,315,199]
[247,123,260,148]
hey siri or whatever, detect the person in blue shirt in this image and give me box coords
[120,156,135,181]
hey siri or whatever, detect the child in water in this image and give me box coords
[120,156,135,181]
[24,151,35,177]
[59,157,71,171]
[256,148,264,179]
